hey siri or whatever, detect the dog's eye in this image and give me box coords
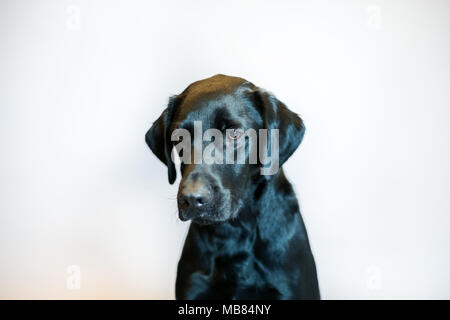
[227,129,242,140]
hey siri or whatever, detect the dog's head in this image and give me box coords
[145,74,305,225]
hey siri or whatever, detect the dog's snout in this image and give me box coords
[180,179,212,210]
[182,193,208,209]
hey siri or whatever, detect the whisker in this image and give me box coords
[168,193,178,201]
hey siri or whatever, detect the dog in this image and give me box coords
[145,74,320,299]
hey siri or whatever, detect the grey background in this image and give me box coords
[0,0,449,299]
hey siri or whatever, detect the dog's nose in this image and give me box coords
[182,192,209,209]
[180,180,211,210]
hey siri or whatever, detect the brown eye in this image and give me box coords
[227,129,242,140]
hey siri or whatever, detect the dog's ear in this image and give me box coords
[145,96,177,184]
[253,88,305,167]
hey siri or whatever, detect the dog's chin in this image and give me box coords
[179,211,231,225]
[178,208,233,225]
[191,217,224,226]
[181,208,242,226]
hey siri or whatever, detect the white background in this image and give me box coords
[0,0,449,299]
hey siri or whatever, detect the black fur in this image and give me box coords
[145,74,320,299]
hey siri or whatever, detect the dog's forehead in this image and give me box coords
[184,74,248,97]
[181,75,249,107]
[177,93,243,120]
[173,77,258,128]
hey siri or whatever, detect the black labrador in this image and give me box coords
[145,74,320,299]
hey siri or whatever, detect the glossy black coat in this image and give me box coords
[146,74,320,299]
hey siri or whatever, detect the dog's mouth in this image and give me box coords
[179,211,229,225]
[178,206,231,225]
[191,216,222,225]
[177,190,238,224]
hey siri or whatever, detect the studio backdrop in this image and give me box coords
[0,0,449,299]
